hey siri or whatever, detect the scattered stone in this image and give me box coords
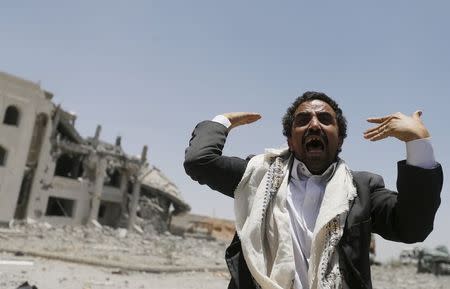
[26,218,37,225]
[16,281,38,289]
[116,228,127,238]
[41,222,52,230]
[133,224,144,234]
[90,220,102,229]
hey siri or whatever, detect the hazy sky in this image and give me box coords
[1,1,448,261]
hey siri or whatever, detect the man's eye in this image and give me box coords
[318,114,333,125]
[295,116,311,126]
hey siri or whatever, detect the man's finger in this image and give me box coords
[364,127,377,136]
[364,127,382,139]
[243,113,262,123]
[365,115,395,134]
[364,118,390,134]
[367,114,396,124]
[223,112,261,120]
[366,116,390,123]
[364,124,390,139]
[364,126,389,141]
[368,131,389,141]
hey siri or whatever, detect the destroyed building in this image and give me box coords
[0,71,190,230]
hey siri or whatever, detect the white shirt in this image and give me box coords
[287,159,337,289]
[212,115,437,289]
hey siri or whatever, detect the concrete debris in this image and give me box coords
[116,228,127,238]
[90,220,103,230]
[132,224,144,234]
[136,196,170,234]
[0,260,34,266]
[170,213,236,241]
[26,218,37,225]
[111,269,128,275]
[140,166,191,214]
[16,282,38,289]
[0,228,26,237]
[85,281,114,286]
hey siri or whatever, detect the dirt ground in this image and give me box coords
[1,221,449,289]
[0,252,229,289]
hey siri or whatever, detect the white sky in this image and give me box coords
[1,1,448,261]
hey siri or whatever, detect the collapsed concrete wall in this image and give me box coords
[170,213,235,241]
[0,71,190,231]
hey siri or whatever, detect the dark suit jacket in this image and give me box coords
[184,121,443,289]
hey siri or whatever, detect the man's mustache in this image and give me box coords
[302,130,328,146]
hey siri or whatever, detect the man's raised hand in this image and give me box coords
[364,111,430,142]
[222,112,262,131]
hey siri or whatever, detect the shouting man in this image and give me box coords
[184,91,443,289]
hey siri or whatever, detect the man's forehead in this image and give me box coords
[295,99,336,115]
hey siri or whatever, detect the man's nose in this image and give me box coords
[309,115,321,130]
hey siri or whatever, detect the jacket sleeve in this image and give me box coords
[370,160,443,243]
[184,120,249,198]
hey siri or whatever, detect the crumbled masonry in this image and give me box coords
[0,71,190,232]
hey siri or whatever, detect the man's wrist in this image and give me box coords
[405,138,437,169]
[212,115,231,128]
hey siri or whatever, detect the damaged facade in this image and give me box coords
[0,71,190,229]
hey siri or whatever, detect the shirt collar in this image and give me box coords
[290,157,338,181]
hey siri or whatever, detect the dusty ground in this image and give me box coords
[0,252,229,289]
[1,221,449,289]
[371,264,450,289]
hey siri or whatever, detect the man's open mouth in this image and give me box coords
[305,137,325,152]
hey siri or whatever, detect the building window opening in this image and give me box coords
[98,201,121,227]
[104,168,121,188]
[0,146,7,166]
[45,197,75,217]
[3,105,20,126]
[54,154,84,179]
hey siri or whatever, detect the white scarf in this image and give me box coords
[234,148,357,289]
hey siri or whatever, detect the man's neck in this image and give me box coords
[291,157,338,180]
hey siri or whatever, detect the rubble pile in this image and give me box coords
[2,220,449,288]
[372,263,450,289]
[1,220,228,270]
[136,196,170,234]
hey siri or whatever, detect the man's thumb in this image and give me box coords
[412,110,423,120]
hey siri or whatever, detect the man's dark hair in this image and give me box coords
[282,91,348,139]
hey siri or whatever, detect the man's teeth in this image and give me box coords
[306,137,324,151]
